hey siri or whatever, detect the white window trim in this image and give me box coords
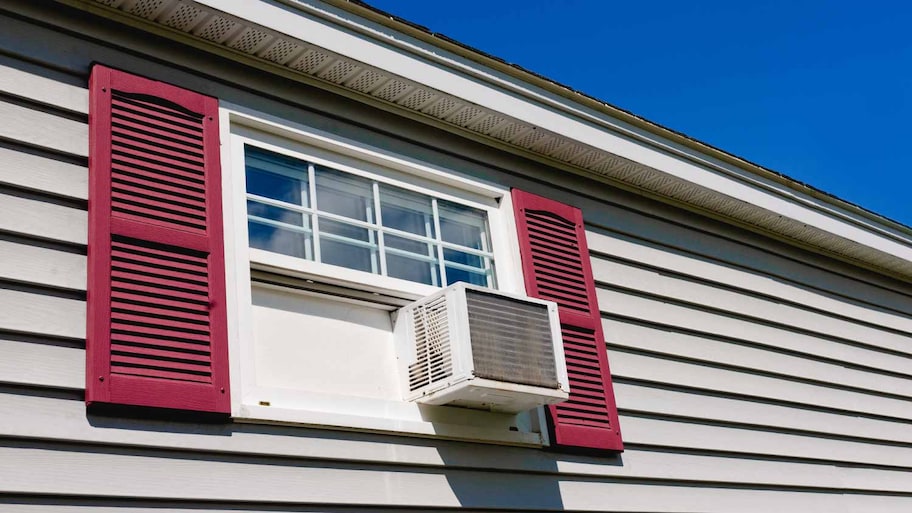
[218,103,542,446]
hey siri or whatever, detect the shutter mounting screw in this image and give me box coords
[220,388,225,393]
[98,376,104,382]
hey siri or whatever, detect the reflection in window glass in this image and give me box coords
[244,145,496,289]
[247,220,310,260]
[385,234,438,286]
[245,147,313,259]
[380,185,435,238]
[245,147,308,207]
[322,237,376,273]
[439,200,490,251]
[315,166,374,223]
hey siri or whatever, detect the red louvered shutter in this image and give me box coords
[86,65,230,414]
[512,189,622,451]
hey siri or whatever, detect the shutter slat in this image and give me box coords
[111,321,211,344]
[112,167,206,200]
[113,153,205,186]
[111,332,210,353]
[87,65,229,414]
[109,363,212,383]
[111,280,209,306]
[111,115,205,150]
[111,311,209,336]
[512,189,623,452]
[112,181,207,213]
[112,133,205,170]
[110,267,209,295]
[111,353,212,374]
[112,239,207,265]
[112,301,211,325]
[111,199,207,232]
[529,241,584,266]
[111,252,208,287]
[111,343,212,364]
[111,290,209,314]
[111,96,204,134]
[111,245,208,275]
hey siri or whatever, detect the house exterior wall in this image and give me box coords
[2,3,912,511]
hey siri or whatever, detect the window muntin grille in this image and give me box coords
[245,145,495,288]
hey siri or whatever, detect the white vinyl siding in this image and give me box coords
[2,7,912,512]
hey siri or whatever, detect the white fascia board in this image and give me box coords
[195,0,912,265]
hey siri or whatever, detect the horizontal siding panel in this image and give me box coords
[604,319,912,399]
[0,100,87,157]
[584,214,912,314]
[843,496,912,513]
[0,337,82,389]
[0,240,86,290]
[613,381,912,445]
[0,443,878,512]
[0,59,87,114]
[1,505,466,513]
[586,228,912,334]
[0,146,87,200]
[597,288,912,377]
[0,192,87,245]
[0,289,85,339]
[610,349,912,421]
[2,480,911,513]
[0,506,405,513]
[2,392,910,491]
[620,414,912,468]
[593,257,912,356]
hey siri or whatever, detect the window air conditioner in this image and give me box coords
[394,283,569,413]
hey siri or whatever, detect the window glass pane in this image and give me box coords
[248,219,311,259]
[315,166,374,223]
[387,253,440,286]
[247,200,303,226]
[320,218,371,243]
[443,247,483,269]
[438,200,490,251]
[380,185,434,238]
[245,146,308,207]
[321,237,377,273]
[445,263,491,287]
[386,234,432,255]
[444,248,491,287]
[243,145,496,290]
[318,218,378,273]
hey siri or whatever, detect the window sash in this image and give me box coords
[244,145,496,288]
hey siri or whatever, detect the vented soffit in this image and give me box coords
[79,0,912,280]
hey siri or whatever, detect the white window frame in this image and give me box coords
[242,138,501,293]
[218,104,543,446]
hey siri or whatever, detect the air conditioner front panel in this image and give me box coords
[406,292,454,392]
[465,289,558,388]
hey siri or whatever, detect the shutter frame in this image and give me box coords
[512,189,623,452]
[86,64,230,414]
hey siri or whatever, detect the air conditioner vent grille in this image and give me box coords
[407,294,453,392]
[466,290,558,388]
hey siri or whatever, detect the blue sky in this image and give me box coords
[366,0,911,227]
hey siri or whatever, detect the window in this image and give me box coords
[222,115,543,446]
[228,121,517,299]
[243,145,496,289]
[87,66,621,451]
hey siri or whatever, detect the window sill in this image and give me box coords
[235,399,544,447]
